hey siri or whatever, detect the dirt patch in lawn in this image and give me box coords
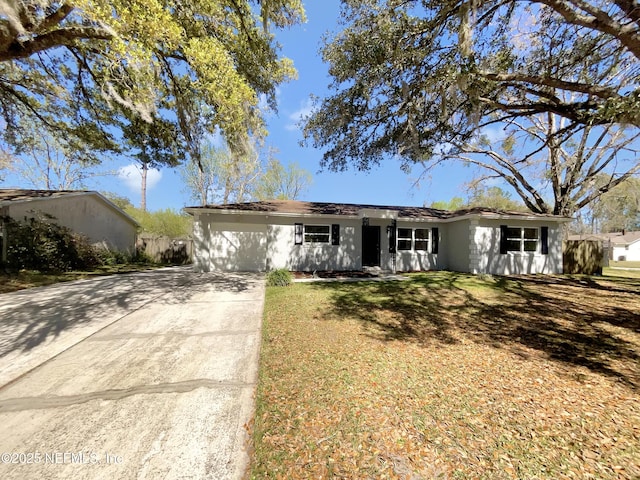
[252,272,640,479]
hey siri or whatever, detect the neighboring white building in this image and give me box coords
[568,231,640,262]
[0,189,139,252]
[185,200,571,275]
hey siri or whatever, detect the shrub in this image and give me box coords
[2,214,101,272]
[1,213,131,272]
[131,249,154,265]
[94,248,132,266]
[266,268,293,287]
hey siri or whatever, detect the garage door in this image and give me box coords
[207,222,267,271]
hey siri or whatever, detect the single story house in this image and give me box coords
[0,189,139,253]
[568,231,640,262]
[185,200,572,275]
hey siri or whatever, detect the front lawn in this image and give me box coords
[252,272,640,479]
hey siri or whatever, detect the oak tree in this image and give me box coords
[0,1,305,161]
[305,0,640,216]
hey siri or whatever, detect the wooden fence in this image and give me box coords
[562,240,603,275]
[137,235,193,265]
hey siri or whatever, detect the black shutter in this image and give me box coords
[500,225,508,254]
[388,222,397,253]
[331,224,340,245]
[294,223,303,245]
[541,226,549,255]
[431,227,439,254]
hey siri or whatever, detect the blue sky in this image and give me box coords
[1,0,475,212]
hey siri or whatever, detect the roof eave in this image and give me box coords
[184,206,571,223]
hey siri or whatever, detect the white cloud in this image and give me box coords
[285,98,315,131]
[479,126,507,144]
[118,163,162,192]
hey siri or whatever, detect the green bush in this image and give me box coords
[266,268,293,287]
[131,249,155,265]
[94,248,131,266]
[2,214,104,272]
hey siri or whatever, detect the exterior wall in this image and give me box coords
[391,220,445,272]
[471,219,563,274]
[268,216,362,271]
[191,210,566,274]
[8,195,137,252]
[193,213,363,272]
[611,242,640,261]
[446,219,471,273]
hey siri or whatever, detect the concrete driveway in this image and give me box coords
[0,267,265,479]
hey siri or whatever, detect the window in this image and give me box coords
[304,225,330,243]
[503,226,539,253]
[396,228,432,251]
[397,228,412,250]
[414,229,429,251]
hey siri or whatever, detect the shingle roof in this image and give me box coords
[0,189,139,226]
[0,189,91,204]
[568,231,640,246]
[186,199,566,220]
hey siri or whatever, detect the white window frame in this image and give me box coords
[505,227,539,253]
[397,228,412,251]
[396,228,431,252]
[414,228,430,251]
[303,224,331,244]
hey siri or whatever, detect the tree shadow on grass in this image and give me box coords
[314,272,640,391]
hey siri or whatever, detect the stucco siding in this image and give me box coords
[392,221,444,272]
[268,217,361,271]
[446,220,471,272]
[8,195,137,252]
[472,220,563,274]
[190,207,568,274]
[612,242,640,262]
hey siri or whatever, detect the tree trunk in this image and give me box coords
[141,162,148,211]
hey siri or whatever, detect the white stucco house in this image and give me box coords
[0,189,139,252]
[568,231,640,262]
[185,200,571,275]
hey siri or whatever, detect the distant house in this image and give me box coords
[568,231,640,262]
[0,189,139,253]
[185,200,572,275]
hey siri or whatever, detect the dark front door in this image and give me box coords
[362,225,381,267]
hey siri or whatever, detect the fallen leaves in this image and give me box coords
[250,273,640,479]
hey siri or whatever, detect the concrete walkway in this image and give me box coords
[0,267,265,479]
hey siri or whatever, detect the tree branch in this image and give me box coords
[479,71,620,100]
[0,26,112,62]
[533,0,640,59]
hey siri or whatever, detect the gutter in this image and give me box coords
[183,207,572,224]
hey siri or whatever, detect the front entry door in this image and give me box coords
[362,225,381,267]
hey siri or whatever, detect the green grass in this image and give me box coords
[609,260,640,269]
[0,264,159,293]
[603,266,640,279]
[252,272,640,479]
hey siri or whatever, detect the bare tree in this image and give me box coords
[7,131,114,190]
[441,112,640,216]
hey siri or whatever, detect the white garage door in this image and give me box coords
[207,222,268,272]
